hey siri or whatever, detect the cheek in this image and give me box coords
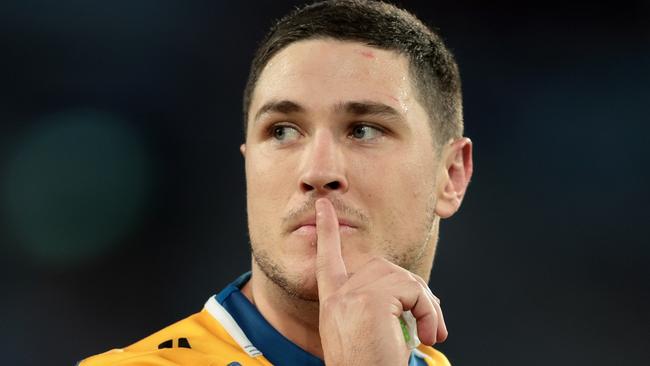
[366,158,435,231]
[245,150,298,232]
[245,154,274,226]
[246,150,292,198]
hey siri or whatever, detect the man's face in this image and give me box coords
[243,39,443,301]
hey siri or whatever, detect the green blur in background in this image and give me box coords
[2,109,152,266]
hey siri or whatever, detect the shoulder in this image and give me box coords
[413,344,451,366]
[79,309,256,366]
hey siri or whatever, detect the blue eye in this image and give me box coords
[271,125,300,142]
[351,125,383,140]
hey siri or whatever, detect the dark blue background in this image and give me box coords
[1,1,648,365]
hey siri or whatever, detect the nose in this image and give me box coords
[298,130,349,194]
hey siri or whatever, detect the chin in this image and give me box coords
[253,247,321,302]
[292,275,320,302]
[277,266,320,302]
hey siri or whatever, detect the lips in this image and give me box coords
[290,216,358,233]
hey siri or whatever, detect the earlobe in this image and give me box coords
[240,143,246,157]
[435,138,473,219]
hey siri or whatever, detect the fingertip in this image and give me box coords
[416,314,437,347]
[438,319,448,343]
[437,328,448,343]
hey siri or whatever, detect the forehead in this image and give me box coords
[250,39,417,119]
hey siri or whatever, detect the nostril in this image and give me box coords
[300,179,344,193]
[325,181,340,190]
[301,182,314,192]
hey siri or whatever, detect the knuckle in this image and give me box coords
[395,271,419,286]
[320,294,341,312]
[368,255,388,267]
[411,279,425,292]
[347,291,373,307]
[321,291,375,314]
[410,272,426,283]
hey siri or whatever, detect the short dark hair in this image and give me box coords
[243,0,463,147]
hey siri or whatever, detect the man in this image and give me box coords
[80,1,473,365]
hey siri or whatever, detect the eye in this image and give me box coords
[271,124,300,143]
[350,124,383,141]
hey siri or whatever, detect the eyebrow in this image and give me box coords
[335,101,402,120]
[254,100,305,123]
[253,99,404,124]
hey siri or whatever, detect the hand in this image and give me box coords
[315,198,447,366]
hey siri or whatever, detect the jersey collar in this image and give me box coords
[212,272,427,366]
[215,272,324,366]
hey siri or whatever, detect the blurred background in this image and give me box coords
[1,0,648,365]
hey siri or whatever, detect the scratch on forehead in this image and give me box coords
[356,49,375,59]
[382,93,409,114]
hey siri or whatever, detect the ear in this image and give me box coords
[240,143,246,157]
[435,137,473,219]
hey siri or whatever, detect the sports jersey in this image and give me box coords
[79,273,451,365]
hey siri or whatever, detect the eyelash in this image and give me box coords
[266,123,299,142]
[349,124,385,140]
[265,123,386,142]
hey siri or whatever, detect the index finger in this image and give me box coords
[315,198,348,299]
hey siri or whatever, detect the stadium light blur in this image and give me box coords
[1,109,152,267]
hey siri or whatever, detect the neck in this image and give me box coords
[240,263,324,359]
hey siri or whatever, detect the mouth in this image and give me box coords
[292,224,357,235]
[292,223,358,235]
